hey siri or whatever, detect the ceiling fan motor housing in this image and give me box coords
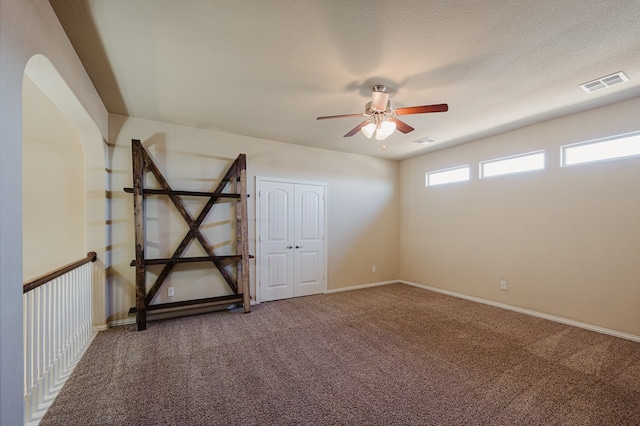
[371,85,390,111]
[365,101,392,115]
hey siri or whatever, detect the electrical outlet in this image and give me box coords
[500,280,507,291]
[168,286,175,297]
[372,265,376,273]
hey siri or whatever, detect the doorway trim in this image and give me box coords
[255,177,328,303]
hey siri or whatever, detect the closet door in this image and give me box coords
[293,184,325,297]
[259,180,326,302]
[259,181,295,301]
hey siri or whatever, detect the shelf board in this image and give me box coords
[129,293,244,314]
[124,187,240,198]
[129,255,242,267]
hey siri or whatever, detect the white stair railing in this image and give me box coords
[23,252,97,425]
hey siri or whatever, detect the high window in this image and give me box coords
[562,132,640,166]
[480,151,545,179]
[426,165,470,187]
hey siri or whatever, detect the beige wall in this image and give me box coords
[400,96,640,337]
[23,55,110,330]
[108,114,399,323]
[22,76,86,280]
[1,1,109,423]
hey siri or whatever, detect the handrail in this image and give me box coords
[23,251,97,293]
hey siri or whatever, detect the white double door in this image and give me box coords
[258,180,326,302]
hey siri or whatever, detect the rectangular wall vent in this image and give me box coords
[580,71,629,93]
[414,136,438,144]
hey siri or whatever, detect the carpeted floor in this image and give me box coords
[41,283,640,425]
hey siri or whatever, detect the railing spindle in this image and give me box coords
[23,294,31,422]
[22,252,97,423]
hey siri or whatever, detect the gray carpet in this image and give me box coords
[41,283,640,425]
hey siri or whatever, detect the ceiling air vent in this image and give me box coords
[580,71,629,94]
[414,136,438,144]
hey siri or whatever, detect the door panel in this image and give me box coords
[293,185,325,297]
[266,253,289,288]
[259,180,326,301]
[267,189,289,240]
[299,190,320,240]
[259,182,294,301]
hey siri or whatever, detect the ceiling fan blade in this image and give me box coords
[395,103,449,115]
[317,113,366,120]
[389,117,414,134]
[344,120,371,137]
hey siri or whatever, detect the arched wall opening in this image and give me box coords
[22,74,85,278]
[24,54,108,329]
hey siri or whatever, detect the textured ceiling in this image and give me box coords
[50,0,640,160]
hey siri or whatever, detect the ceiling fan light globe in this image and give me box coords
[375,129,388,141]
[361,122,376,138]
[380,120,396,136]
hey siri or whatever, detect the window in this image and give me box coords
[426,165,470,187]
[562,132,640,166]
[480,150,545,178]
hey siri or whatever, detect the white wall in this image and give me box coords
[22,75,86,280]
[400,96,640,338]
[0,1,109,423]
[107,114,399,323]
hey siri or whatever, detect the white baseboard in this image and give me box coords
[92,324,109,332]
[400,280,640,343]
[106,280,640,343]
[325,280,397,294]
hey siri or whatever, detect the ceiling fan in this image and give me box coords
[317,85,448,141]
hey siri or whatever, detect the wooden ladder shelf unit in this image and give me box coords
[125,139,250,331]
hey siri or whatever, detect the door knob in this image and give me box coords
[286,245,293,249]
[296,245,303,249]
